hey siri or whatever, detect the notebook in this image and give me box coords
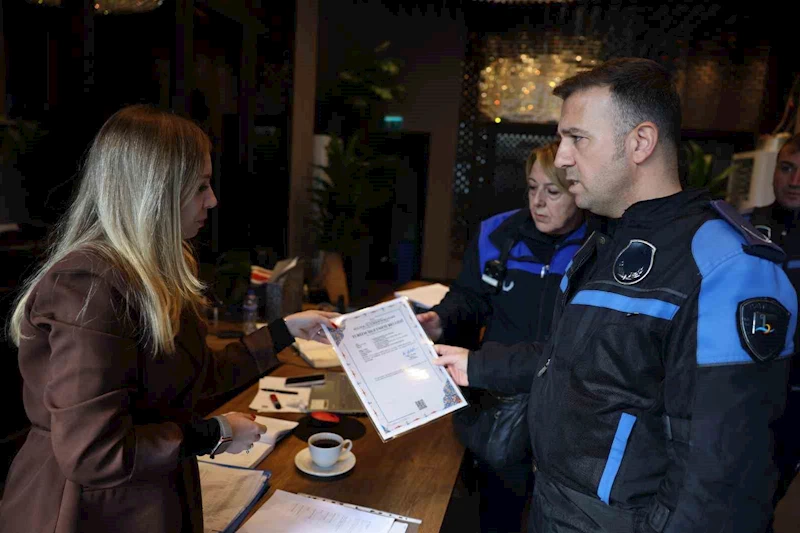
[198,462,270,533]
[293,337,341,368]
[238,490,421,533]
[198,416,298,468]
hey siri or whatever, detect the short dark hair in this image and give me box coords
[553,58,681,154]
[779,133,800,156]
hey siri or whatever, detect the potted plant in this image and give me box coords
[682,140,735,199]
[319,40,406,137]
[309,133,397,303]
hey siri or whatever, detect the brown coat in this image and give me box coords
[0,251,280,533]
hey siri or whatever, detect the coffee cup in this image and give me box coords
[308,432,353,468]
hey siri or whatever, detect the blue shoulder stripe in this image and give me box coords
[692,219,797,366]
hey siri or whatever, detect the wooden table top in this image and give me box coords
[206,296,465,532]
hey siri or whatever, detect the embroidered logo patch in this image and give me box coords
[737,298,790,363]
[613,239,656,285]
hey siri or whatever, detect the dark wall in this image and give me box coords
[316,1,466,280]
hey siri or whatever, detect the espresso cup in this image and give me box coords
[308,432,353,468]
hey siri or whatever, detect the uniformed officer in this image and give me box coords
[749,133,800,510]
[435,58,797,533]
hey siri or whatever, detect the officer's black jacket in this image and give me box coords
[433,208,586,349]
[469,189,796,532]
[750,202,800,386]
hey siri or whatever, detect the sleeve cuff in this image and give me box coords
[466,350,486,389]
[268,319,294,353]
[181,418,221,457]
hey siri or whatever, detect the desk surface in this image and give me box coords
[206,295,464,532]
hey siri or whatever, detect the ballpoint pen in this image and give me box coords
[261,388,299,395]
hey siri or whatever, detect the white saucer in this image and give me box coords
[294,447,356,477]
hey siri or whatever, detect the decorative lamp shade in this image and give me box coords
[26,0,164,13]
[93,0,164,14]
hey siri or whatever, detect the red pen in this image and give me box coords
[269,393,282,410]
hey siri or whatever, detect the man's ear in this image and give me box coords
[630,122,658,164]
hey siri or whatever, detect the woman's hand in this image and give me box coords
[223,412,267,454]
[432,344,470,386]
[284,310,340,343]
[416,311,443,342]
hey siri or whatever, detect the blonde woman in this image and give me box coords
[0,105,337,533]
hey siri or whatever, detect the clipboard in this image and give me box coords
[296,493,422,532]
[321,297,468,443]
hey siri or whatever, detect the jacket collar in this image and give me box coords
[489,208,586,252]
[766,202,800,228]
[608,188,710,233]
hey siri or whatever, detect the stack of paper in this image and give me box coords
[199,462,270,533]
[249,376,312,413]
[198,416,298,469]
[394,283,449,309]
[293,337,341,368]
[239,490,421,533]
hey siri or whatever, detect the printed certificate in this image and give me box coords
[323,297,468,441]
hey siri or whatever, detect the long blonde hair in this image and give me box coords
[8,105,211,355]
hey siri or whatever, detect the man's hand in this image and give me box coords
[416,311,443,342]
[432,344,470,386]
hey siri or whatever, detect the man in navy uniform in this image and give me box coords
[749,134,800,508]
[435,58,797,533]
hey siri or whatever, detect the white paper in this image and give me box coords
[256,416,300,445]
[239,490,394,533]
[388,523,409,533]
[323,297,467,441]
[294,337,341,368]
[393,283,449,309]
[249,376,312,413]
[199,461,269,533]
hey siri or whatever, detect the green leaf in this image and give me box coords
[374,41,391,53]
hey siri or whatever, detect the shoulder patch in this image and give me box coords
[710,200,785,263]
[737,297,791,363]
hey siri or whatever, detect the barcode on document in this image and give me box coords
[415,399,427,410]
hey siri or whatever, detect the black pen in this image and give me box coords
[261,388,299,395]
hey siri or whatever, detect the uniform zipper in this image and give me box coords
[538,233,601,377]
[537,358,550,376]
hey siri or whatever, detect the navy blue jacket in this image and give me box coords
[750,203,800,382]
[432,208,586,350]
[470,190,796,532]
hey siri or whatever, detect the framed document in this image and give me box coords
[322,297,468,442]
